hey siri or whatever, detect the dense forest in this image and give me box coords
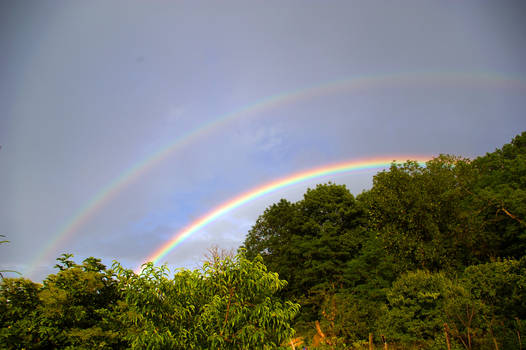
[2,132,525,349]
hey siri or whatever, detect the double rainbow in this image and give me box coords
[25,71,526,277]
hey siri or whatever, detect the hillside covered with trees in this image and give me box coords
[2,132,525,349]
[242,132,526,349]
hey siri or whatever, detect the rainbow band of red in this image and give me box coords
[139,156,432,271]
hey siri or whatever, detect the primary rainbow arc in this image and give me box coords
[140,155,432,270]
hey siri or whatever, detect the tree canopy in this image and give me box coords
[1,253,299,349]
[2,132,525,349]
[241,132,526,348]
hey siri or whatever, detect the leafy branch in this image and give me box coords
[0,234,21,279]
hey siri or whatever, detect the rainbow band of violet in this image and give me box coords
[139,156,432,271]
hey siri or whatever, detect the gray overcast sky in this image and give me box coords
[1,1,525,281]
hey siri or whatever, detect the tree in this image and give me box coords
[242,183,368,323]
[37,254,125,349]
[380,270,450,347]
[299,183,368,290]
[340,229,398,341]
[1,252,299,349]
[243,183,367,293]
[366,156,480,272]
[468,132,526,259]
[113,251,299,349]
[243,198,303,297]
[459,258,526,349]
[0,278,42,348]
[0,254,125,349]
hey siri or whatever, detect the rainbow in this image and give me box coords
[26,71,526,278]
[138,156,432,271]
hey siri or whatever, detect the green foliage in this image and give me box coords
[243,198,303,296]
[315,288,377,346]
[1,255,124,349]
[241,133,526,347]
[1,252,299,349]
[469,131,526,258]
[366,155,479,272]
[242,183,367,323]
[112,251,299,349]
[428,334,464,350]
[0,278,42,348]
[379,260,526,349]
[338,232,397,341]
[110,262,205,349]
[381,270,449,346]
[241,135,526,347]
[456,259,526,349]
[462,258,526,322]
[38,255,124,349]
[3,132,525,349]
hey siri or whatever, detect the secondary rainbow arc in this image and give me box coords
[139,155,432,271]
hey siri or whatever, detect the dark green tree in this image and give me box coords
[380,270,451,347]
[458,258,526,349]
[242,184,367,310]
[366,155,480,272]
[243,198,303,296]
[468,132,526,259]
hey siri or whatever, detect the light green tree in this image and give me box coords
[1,254,125,349]
[112,251,300,349]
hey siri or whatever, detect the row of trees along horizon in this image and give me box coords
[1,132,525,349]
